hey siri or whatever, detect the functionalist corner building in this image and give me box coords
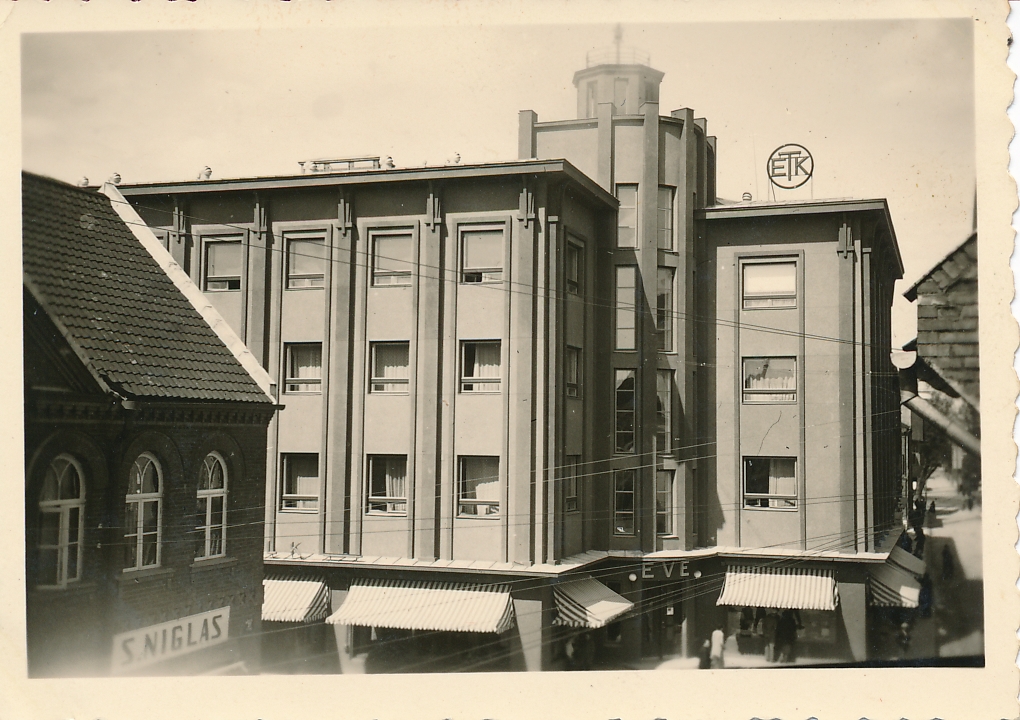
[116,50,908,671]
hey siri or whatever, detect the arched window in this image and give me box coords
[38,454,85,587]
[196,452,228,559]
[125,453,162,570]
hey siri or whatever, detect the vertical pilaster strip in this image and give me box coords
[170,197,189,270]
[673,108,698,549]
[638,101,659,554]
[861,244,874,551]
[438,212,458,561]
[507,179,537,565]
[413,187,443,560]
[545,193,562,564]
[247,198,268,366]
[837,220,857,550]
[596,102,615,192]
[518,110,538,160]
[324,191,354,555]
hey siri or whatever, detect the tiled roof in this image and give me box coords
[23,172,271,404]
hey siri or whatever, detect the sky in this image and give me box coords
[21,19,976,345]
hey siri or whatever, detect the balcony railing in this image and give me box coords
[585,47,651,68]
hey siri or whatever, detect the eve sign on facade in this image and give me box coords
[111,606,230,672]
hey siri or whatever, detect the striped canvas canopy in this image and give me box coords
[716,565,840,611]
[326,578,516,634]
[262,572,330,623]
[869,562,922,608]
[552,577,634,629]
[888,545,926,578]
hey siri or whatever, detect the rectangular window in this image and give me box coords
[613,469,635,535]
[743,457,797,509]
[615,369,636,454]
[586,82,597,118]
[366,455,407,515]
[203,239,242,291]
[565,455,580,512]
[742,261,797,309]
[370,342,410,393]
[656,470,674,535]
[565,239,583,295]
[616,185,638,247]
[742,357,797,403]
[656,370,673,454]
[287,233,327,288]
[657,186,675,250]
[458,456,501,517]
[461,228,503,283]
[281,454,319,511]
[461,341,501,392]
[285,343,322,393]
[615,266,637,350]
[657,267,674,352]
[565,346,582,398]
[371,231,414,286]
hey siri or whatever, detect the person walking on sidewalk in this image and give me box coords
[941,544,955,581]
[709,624,726,669]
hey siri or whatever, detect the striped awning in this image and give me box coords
[869,562,921,608]
[325,578,516,634]
[262,572,330,623]
[888,545,926,578]
[552,577,634,628]
[716,565,839,611]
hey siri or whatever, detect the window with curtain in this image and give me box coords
[742,357,797,403]
[38,454,85,587]
[743,457,797,509]
[371,232,414,286]
[615,369,636,454]
[281,454,319,511]
[565,346,582,398]
[461,228,504,283]
[367,455,407,515]
[371,342,409,393]
[565,455,580,512]
[458,456,500,517]
[287,233,327,288]
[461,341,501,392]
[614,469,635,535]
[656,370,673,454]
[565,239,583,295]
[203,238,243,291]
[656,470,674,535]
[285,343,322,393]
[657,267,674,352]
[196,452,227,560]
[657,186,675,250]
[742,261,797,309]
[125,453,162,571]
[616,266,637,350]
[616,185,638,247]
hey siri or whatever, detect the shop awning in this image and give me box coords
[262,572,330,623]
[716,565,839,611]
[552,577,634,628]
[325,578,516,634]
[869,562,921,608]
[888,545,926,578]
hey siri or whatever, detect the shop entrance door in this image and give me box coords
[641,583,684,659]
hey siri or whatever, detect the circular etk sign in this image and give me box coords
[767,143,813,189]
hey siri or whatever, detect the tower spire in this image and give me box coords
[614,24,623,64]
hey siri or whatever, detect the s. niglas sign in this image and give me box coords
[767,143,814,189]
[111,606,230,673]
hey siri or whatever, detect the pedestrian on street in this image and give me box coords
[763,610,779,662]
[776,610,797,663]
[913,526,926,558]
[941,544,955,581]
[709,624,726,669]
[698,639,712,669]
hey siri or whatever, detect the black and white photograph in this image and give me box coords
[3,1,1016,718]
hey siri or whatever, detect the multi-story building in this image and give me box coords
[22,172,276,676]
[116,51,906,670]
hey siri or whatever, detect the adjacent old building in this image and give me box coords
[23,172,276,676]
